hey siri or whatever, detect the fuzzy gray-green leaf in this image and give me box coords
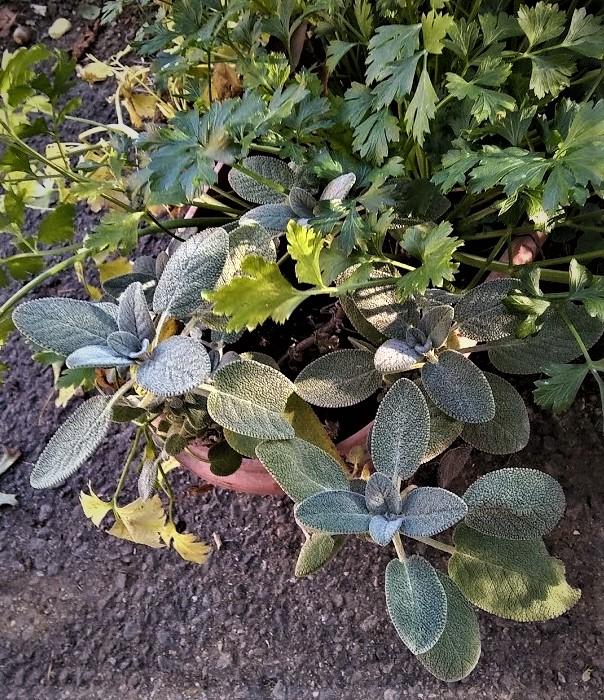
[294,349,382,408]
[31,396,111,489]
[371,378,430,480]
[208,360,295,439]
[256,438,349,502]
[295,490,371,534]
[66,344,132,369]
[420,388,463,464]
[461,373,529,454]
[422,350,495,423]
[118,282,155,342]
[340,294,388,347]
[385,556,447,655]
[289,187,317,218]
[240,203,296,233]
[399,487,468,537]
[365,471,402,515]
[419,305,454,348]
[13,298,118,356]
[153,228,229,319]
[462,468,565,540]
[321,173,356,200]
[374,339,422,374]
[295,533,346,577]
[489,303,604,374]
[455,279,518,341]
[228,157,293,204]
[417,573,481,681]
[136,336,212,397]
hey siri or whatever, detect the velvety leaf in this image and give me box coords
[422,351,495,423]
[240,203,296,233]
[462,468,565,540]
[31,396,111,488]
[454,279,518,341]
[449,524,580,621]
[13,298,118,356]
[385,556,447,655]
[138,459,158,501]
[207,359,295,439]
[153,228,229,319]
[295,490,371,534]
[320,173,356,200]
[295,533,346,577]
[419,305,454,348]
[294,349,382,408]
[488,304,604,374]
[66,344,132,369]
[369,514,404,545]
[399,487,468,537]
[339,294,388,347]
[374,339,422,374]
[371,378,430,480]
[420,388,464,464]
[228,156,293,204]
[208,440,242,477]
[461,373,529,454]
[289,187,317,218]
[136,336,212,397]
[118,282,155,342]
[284,394,345,466]
[417,573,481,681]
[365,471,402,515]
[223,429,261,458]
[107,331,145,358]
[256,438,349,502]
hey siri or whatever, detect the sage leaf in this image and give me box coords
[289,187,317,218]
[385,556,447,655]
[207,360,295,439]
[461,373,530,454]
[364,472,402,515]
[13,298,118,356]
[455,279,518,341]
[31,396,111,489]
[240,203,296,233]
[371,378,430,480]
[208,441,242,477]
[66,344,132,369]
[320,172,356,200]
[256,438,349,502]
[295,490,371,534]
[422,350,495,423]
[138,459,158,501]
[107,331,146,358]
[419,305,454,348]
[118,281,155,342]
[374,339,422,374]
[399,487,468,537]
[294,349,382,408]
[153,228,229,319]
[420,388,463,464]
[449,524,581,621]
[136,336,212,397]
[462,468,565,540]
[228,156,293,204]
[369,514,404,546]
[417,573,481,682]
[295,533,346,577]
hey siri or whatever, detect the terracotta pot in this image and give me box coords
[176,425,373,496]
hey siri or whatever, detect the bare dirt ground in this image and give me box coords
[1,3,603,699]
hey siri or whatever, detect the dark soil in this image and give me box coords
[1,6,604,700]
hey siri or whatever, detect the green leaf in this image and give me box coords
[404,66,438,146]
[385,556,447,655]
[228,156,293,205]
[295,533,346,577]
[488,303,604,374]
[449,524,580,621]
[208,441,242,477]
[31,396,111,489]
[207,359,294,440]
[370,52,422,109]
[136,337,212,397]
[399,222,463,296]
[399,486,468,537]
[371,378,430,480]
[286,221,325,287]
[326,40,357,73]
[153,228,229,319]
[420,388,464,464]
[209,256,307,331]
[240,203,296,233]
[417,573,481,682]
[256,438,349,502]
[13,298,118,356]
[294,349,382,408]
[422,11,454,54]
[533,362,590,413]
[422,350,495,424]
[560,9,604,58]
[463,468,566,540]
[446,69,516,124]
[365,472,402,515]
[528,52,575,99]
[461,373,530,455]
[86,211,144,253]
[353,108,400,165]
[38,203,75,245]
[295,490,371,534]
[366,24,421,83]
[518,2,566,49]
[455,279,519,341]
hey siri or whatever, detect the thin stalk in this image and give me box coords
[410,535,456,555]
[393,533,406,561]
[464,231,510,290]
[112,426,143,507]
[157,462,176,523]
[1,244,82,264]
[230,162,289,196]
[452,252,582,284]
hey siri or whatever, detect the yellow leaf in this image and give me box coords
[98,256,133,283]
[123,93,158,129]
[161,522,212,564]
[158,317,179,343]
[79,61,113,84]
[159,457,180,475]
[109,496,166,548]
[80,485,112,526]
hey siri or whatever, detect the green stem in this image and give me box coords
[452,252,583,284]
[230,162,289,195]
[1,244,81,264]
[112,426,143,507]
[410,535,456,555]
[465,231,510,290]
[524,249,604,269]
[157,462,176,523]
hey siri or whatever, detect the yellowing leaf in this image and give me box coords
[123,93,158,129]
[80,485,112,526]
[158,317,179,343]
[286,221,325,287]
[109,495,166,548]
[79,61,113,84]
[98,256,133,283]
[161,521,212,564]
[211,63,242,101]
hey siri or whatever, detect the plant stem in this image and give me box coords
[112,426,143,507]
[1,244,82,263]
[393,533,406,561]
[452,252,585,284]
[410,535,456,555]
[157,462,176,523]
